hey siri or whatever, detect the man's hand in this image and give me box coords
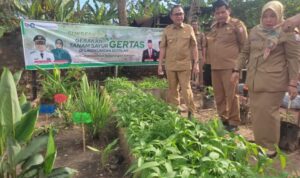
[230,72,239,84]
[288,85,298,100]
[275,14,300,32]
[158,65,164,75]
[193,63,199,74]
[202,57,206,64]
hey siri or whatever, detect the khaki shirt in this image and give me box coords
[237,25,300,92]
[160,23,197,71]
[195,31,206,60]
[206,17,248,69]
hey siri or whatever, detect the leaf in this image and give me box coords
[7,137,21,168]
[167,154,187,160]
[87,146,100,153]
[15,108,38,142]
[15,135,48,164]
[45,167,77,178]
[164,162,174,175]
[0,68,22,135]
[276,146,287,169]
[209,152,220,160]
[13,70,23,86]
[19,93,27,106]
[44,129,57,174]
[132,161,160,173]
[21,102,32,114]
[21,154,44,171]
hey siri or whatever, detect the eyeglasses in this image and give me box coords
[172,12,184,16]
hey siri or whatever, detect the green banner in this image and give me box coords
[21,20,163,70]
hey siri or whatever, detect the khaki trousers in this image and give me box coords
[212,69,240,125]
[249,91,285,151]
[166,70,195,113]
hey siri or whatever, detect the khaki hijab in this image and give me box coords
[257,1,284,52]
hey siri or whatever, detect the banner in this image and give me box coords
[21,20,163,70]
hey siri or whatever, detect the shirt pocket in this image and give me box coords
[220,29,235,43]
[180,34,191,46]
[167,36,176,46]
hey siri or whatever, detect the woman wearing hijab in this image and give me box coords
[231,1,300,157]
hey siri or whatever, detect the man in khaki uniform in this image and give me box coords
[206,0,248,131]
[191,20,206,90]
[232,1,300,157]
[158,5,199,119]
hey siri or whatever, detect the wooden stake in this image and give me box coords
[82,123,86,152]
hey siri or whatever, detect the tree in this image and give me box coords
[13,0,75,22]
[118,0,128,25]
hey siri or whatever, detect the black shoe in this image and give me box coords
[221,120,229,127]
[197,86,204,92]
[225,125,238,132]
[266,150,277,158]
[188,111,193,120]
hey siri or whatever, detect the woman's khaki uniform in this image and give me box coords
[236,2,300,151]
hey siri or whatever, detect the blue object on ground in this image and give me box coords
[39,104,56,114]
[281,92,300,109]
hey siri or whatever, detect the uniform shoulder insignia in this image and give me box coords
[166,25,172,29]
[30,51,36,54]
[210,21,218,28]
[230,18,241,26]
[231,18,239,22]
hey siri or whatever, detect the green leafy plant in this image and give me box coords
[0,68,77,177]
[38,67,85,103]
[73,74,112,137]
[137,76,168,89]
[204,86,214,99]
[87,139,119,168]
[106,77,288,178]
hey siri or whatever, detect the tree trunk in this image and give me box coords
[117,0,128,26]
[187,0,200,23]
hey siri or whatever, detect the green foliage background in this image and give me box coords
[0,0,299,36]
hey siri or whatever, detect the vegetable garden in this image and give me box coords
[1,67,299,178]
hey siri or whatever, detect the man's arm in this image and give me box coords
[235,21,248,52]
[277,14,300,32]
[158,48,165,75]
[202,48,207,64]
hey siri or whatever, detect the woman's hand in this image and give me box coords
[231,72,239,84]
[193,63,199,75]
[288,85,298,100]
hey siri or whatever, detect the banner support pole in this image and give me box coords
[32,70,37,100]
[114,66,119,77]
